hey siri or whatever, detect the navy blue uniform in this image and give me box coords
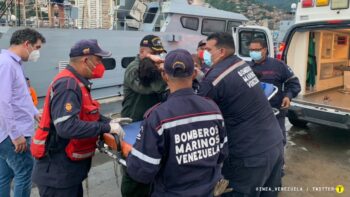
[127,88,228,197]
[199,55,283,197]
[249,57,301,144]
[32,66,110,192]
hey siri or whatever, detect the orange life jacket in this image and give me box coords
[31,69,100,161]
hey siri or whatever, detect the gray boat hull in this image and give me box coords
[0,27,204,98]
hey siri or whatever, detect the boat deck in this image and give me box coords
[295,87,350,112]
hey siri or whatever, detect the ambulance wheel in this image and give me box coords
[288,117,308,128]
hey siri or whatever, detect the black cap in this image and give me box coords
[197,39,206,48]
[140,35,166,53]
[69,39,112,58]
[164,49,194,78]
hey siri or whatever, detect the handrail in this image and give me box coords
[1,1,164,30]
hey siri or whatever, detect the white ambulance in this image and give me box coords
[275,0,350,129]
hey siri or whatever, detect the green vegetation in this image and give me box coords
[205,0,298,12]
[205,0,239,12]
[255,0,299,11]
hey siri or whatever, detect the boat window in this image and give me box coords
[121,57,136,68]
[239,31,269,57]
[102,58,116,70]
[226,21,241,33]
[202,19,226,35]
[180,16,199,31]
[144,7,159,23]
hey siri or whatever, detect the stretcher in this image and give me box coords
[260,82,280,116]
[98,83,279,165]
[97,121,142,166]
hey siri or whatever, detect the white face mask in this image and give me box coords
[28,50,40,62]
[26,45,40,62]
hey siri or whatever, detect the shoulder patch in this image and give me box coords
[143,102,162,119]
[65,102,73,112]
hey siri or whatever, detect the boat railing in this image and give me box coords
[0,1,163,31]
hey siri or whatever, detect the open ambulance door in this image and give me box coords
[232,25,275,61]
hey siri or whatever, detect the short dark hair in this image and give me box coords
[10,28,46,45]
[25,77,30,81]
[207,32,235,50]
[250,38,267,48]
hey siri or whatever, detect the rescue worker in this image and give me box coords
[121,34,167,122]
[120,35,167,196]
[31,39,125,196]
[198,32,284,197]
[126,49,228,196]
[197,39,206,52]
[0,28,45,197]
[197,39,210,74]
[248,38,301,145]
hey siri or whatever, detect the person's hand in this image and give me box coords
[34,114,42,123]
[213,178,233,196]
[281,97,291,109]
[12,136,27,153]
[155,62,164,71]
[109,122,126,139]
[110,117,132,125]
[147,54,164,64]
[195,67,204,81]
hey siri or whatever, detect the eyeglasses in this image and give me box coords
[249,48,264,52]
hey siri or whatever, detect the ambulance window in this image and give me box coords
[202,19,226,35]
[226,21,241,33]
[239,31,268,57]
[180,17,199,31]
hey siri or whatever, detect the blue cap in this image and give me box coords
[69,39,112,58]
[164,49,194,78]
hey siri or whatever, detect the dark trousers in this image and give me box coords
[277,116,286,146]
[37,183,83,197]
[276,109,287,146]
[222,143,284,197]
[121,173,150,197]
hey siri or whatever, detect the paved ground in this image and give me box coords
[29,101,350,196]
[280,121,350,197]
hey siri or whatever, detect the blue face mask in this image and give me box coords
[203,50,212,66]
[249,51,263,61]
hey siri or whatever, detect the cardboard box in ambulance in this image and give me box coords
[277,0,350,129]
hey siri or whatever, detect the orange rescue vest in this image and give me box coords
[31,69,100,161]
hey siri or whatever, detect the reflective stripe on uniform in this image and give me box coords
[72,151,95,159]
[284,75,297,83]
[157,114,223,136]
[220,136,228,148]
[131,148,161,165]
[33,139,46,145]
[53,115,72,125]
[212,60,245,86]
[50,87,54,100]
